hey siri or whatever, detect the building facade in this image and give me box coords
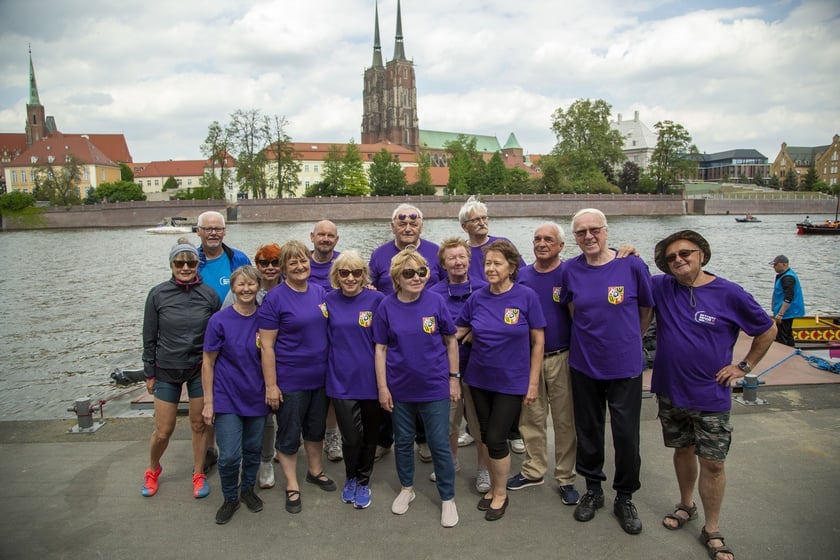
[770,135,840,187]
[610,111,657,169]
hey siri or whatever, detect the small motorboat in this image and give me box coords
[796,197,840,235]
[735,215,761,223]
[146,216,195,234]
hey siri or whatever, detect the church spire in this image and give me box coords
[29,45,41,106]
[393,0,406,61]
[371,1,383,68]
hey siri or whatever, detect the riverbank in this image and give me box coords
[3,193,836,230]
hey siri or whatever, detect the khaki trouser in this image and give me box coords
[518,350,577,484]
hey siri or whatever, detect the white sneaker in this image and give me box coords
[258,461,275,489]
[475,469,491,493]
[457,432,474,447]
[509,438,526,454]
[441,499,459,528]
[391,487,416,515]
[325,431,343,462]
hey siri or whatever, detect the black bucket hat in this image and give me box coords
[654,230,711,274]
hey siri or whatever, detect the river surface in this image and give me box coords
[0,214,836,420]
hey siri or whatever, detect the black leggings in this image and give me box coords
[469,386,522,460]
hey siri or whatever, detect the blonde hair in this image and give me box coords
[388,245,428,292]
[278,240,309,270]
[229,265,261,289]
[329,251,370,289]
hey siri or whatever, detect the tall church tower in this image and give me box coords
[361,0,419,152]
[25,48,47,146]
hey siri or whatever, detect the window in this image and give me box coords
[147,180,151,186]
[154,179,159,186]
[314,165,319,172]
[11,171,17,184]
[187,179,192,185]
[21,171,27,183]
[304,164,309,172]
[83,169,89,180]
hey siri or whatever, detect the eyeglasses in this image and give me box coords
[400,267,429,279]
[573,226,607,238]
[665,249,700,263]
[172,260,198,269]
[396,213,419,222]
[447,283,473,301]
[464,215,488,225]
[199,226,225,234]
[338,268,364,278]
[256,259,280,267]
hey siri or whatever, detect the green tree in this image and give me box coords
[322,144,346,194]
[550,98,624,182]
[304,181,339,197]
[618,161,641,193]
[801,167,819,191]
[507,167,531,194]
[484,152,507,194]
[119,162,134,182]
[95,180,146,202]
[0,191,36,212]
[161,176,179,191]
[200,120,233,199]
[782,169,799,191]
[265,114,300,198]
[342,140,370,196]
[32,156,84,205]
[229,109,270,199]
[444,135,482,195]
[407,153,435,195]
[369,149,407,195]
[648,120,699,193]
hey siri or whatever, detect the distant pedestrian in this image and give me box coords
[770,255,805,347]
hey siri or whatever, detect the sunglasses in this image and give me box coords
[338,268,364,279]
[400,267,429,279]
[397,213,419,221]
[447,283,473,301]
[665,249,700,263]
[573,226,607,238]
[172,260,198,269]
[256,259,280,267]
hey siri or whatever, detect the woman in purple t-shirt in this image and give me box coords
[202,265,269,524]
[373,246,461,528]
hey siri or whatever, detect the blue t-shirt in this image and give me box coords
[204,306,269,417]
[457,283,546,395]
[558,253,654,380]
[518,263,571,353]
[651,273,773,412]
[325,288,384,400]
[257,282,328,391]
[201,254,232,302]
[372,290,456,402]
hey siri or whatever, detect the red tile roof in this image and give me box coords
[268,141,418,162]
[0,133,28,157]
[404,166,449,186]
[72,133,133,163]
[8,132,118,168]
[134,159,208,178]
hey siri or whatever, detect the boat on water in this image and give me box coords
[146,216,196,234]
[792,314,840,350]
[796,196,840,235]
[735,215,761,223]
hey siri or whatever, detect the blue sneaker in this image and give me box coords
[506,472,544,491]
[558,484,580,505]
[341,478,357,504]
[354,483,371,509]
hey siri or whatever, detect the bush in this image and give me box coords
[0,191,37,212]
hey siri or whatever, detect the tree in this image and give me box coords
[444,135,483,195]
[342,140,370,196]
[119,162,134,182]
[228,109,270,199]
[321,144,346,195]
[265,114,300,198]
[95,180,146,202]
[369,149,407,195]
[648,120,699,193]
[782,169,799,191]
[0,191,36,212]
[484,152,508,194]
[618,161,641,193]
[32,156,84,205]
[801,167,819,191]
[407,152,435,195]
[162,176,179,191]
[550,98,625,182]
[200,120,233,199]
[507,167,531,194]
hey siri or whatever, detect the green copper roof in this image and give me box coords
[29,49,41,106]
[503,133,521,150]
[419,129,502,153]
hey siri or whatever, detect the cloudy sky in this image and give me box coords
[1,0,838,164]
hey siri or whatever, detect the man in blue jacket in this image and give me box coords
[770,255,805,347]
[197,211,251,302]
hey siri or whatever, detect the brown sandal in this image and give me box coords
[700,526,734,560]
[662,502,697,530]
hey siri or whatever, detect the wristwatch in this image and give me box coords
[449,373,462,379]
[737,361,752,374]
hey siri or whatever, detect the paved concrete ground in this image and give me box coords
[1,385,839,560]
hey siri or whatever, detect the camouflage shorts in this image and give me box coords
[657,395,732,462]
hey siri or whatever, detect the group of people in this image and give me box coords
[140,201,783,559]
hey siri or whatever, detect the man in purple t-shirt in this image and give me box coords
[651,230,775,560]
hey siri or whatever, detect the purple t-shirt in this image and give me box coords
[372,290,456,402]
[468,235,525,281]
[559,253,654,380]
[257,282,328,391]
[457,284,547,395]
[204,306,270,417]
[324,288,384,400]
[518,263,571,352]
[368,239,445,296]
[429,276,488,372]
[309,251,339,292]
[651,273,773,412]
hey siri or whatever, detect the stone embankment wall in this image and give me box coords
[2,194,836,230]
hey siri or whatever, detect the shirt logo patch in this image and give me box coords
[504,308,521,325]
[319,303,328,318]
[358,311,373,328]
[422,316,437,334]
[607,286,624,305]
[694,311,717,325]
[552,286,561,302]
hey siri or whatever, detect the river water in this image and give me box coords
[0,214,836,420]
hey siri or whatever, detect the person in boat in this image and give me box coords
[141,240,221,500]
[770,255,805,347]
[324,251,384,509]
[373,246,461,527]
[651,230,776,560]
[202,265,269,524]
[558,208,654,535]
[803,216,812,225]
[258,240,336,514]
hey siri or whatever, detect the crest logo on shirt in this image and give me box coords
[694,311,717,325]
[504,308,521,325]
[255,332,261,348]
[358,311,373,328]
[422,316,437,334]
[607,286,624,305]
[552,286,562,302]
[319,303,328,318]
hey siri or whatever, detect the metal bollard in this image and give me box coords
[734,374,766,406]
[67,398,105,433]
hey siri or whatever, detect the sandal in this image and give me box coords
[700,526,734,560]
[285,489,302,514]
[662,502,698,530]
[305,470,337,492]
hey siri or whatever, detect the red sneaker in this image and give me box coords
[192,472,210,499]
[141,465,162,497]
